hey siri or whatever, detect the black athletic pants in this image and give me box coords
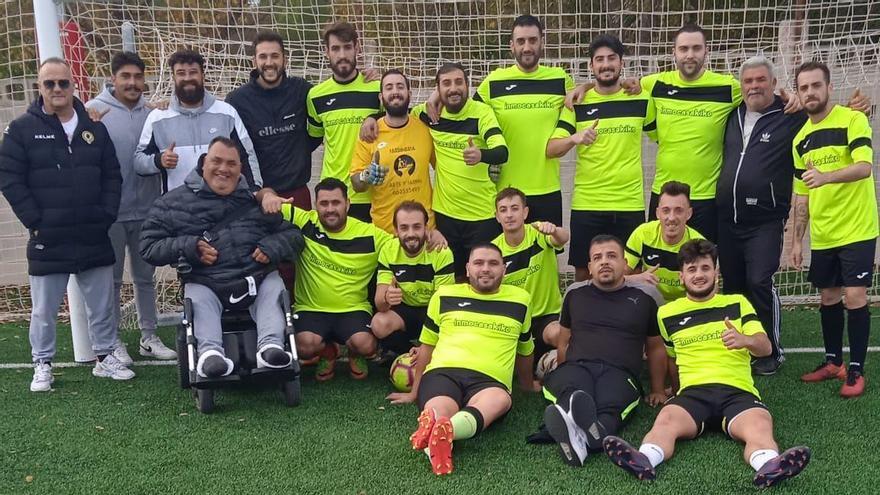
[717,219,785,362]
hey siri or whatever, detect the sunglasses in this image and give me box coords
[42,79,71,90]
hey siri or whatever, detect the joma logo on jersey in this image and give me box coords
[586,108,599,116]
[394,269,406,277]
[505,84,517,91]
[325,98,337,106]
[646,254,660,261]
[667,89,679,95]
[679,316,692,326]
[457,302,472,308]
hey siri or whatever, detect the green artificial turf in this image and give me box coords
[0,307,878,494]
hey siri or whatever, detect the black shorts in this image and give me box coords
[665,384,768,436]
[391,303,427,342]
[525,191,563,228]
[434,211,502,277]
[417,367,507,410]
[294,310,372,344]
[649,193,717,243]
[568,210,644,268]
[348,203,372,223]
[531,312,559,346]
[808,239,876,288]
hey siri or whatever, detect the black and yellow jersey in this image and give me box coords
[492,224,562,317]
[281,205,393,313]
[657,293,765,397]
[475,65,574,195]
[554,88,653,211]
[420,283,533,390]
[376,243,455,307]
[625,220,705,302]
[792,104,878,249]
[411,98,507,221]
[306,72,381,205]
[641,70,742,200]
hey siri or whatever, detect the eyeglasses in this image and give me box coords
[42,79,71,90]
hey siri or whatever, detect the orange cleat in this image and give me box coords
[349,354,368,380]
[410,409,436,450]
[315,343,339,382]
[428,417,454,476]
[800,361,846,383]
[840,370,866,398]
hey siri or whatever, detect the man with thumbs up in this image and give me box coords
[350,70,435,234]
[547,35,654,282]
[604,239,811,488]
[791,61,877,398]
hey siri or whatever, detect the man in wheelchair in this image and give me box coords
[140,136,304,378]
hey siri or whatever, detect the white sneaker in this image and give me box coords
[139,335,177,360]
[543,403,588,467]
[113,339,134,366]
[93,354,136,380]
[31,362,54,392]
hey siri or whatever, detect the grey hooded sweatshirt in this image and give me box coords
[85,86,161,222]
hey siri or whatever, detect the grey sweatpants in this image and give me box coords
[184,271,286,354]
[30,264,116,363]
[109,221,158,338]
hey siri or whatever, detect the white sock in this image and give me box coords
[749,449,779,471]
[639,443,665,467]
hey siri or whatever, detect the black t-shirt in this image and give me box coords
[560,279,662,378]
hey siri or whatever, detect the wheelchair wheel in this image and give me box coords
[281,378,301,407]
[197,388,215,414]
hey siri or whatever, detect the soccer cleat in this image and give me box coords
[800,361,846,382]
[840,369,866,398]
[349,354,369,380]
[139,335,177,360]
[92,354,136,380]
[569,390,606,451]
[411,409,436,450]
[428,417,454,475]
[603,436,656,481]
[751,356,782,376]
[753,446,811,488]
[315,343,339,382]
[30,362,53,392]
[112,339,134,366]
[544,404,588,467]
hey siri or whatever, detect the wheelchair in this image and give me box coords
[175,288,301,414]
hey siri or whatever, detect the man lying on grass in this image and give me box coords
[603,239,810,489]
[405,243,538,475]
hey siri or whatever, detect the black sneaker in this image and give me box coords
[569,390,606,451]
[543,404,588,467]
[753,446,811,488]
[603,436,656,481]
[752,356,782,376]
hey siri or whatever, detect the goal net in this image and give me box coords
[1,0,878,326]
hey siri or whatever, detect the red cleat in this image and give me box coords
[840,370,866,398]
[315,343,339,382]
[410,409,436,451]
[428,417,454,476]
[800,361,846,383]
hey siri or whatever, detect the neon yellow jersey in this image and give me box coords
[792,105,878,249]
[306,72,381,205]
[625,220,705,303]
[641,70,742,200]
[475,65,574,195]
[412,99,507,221]
[658,293,765,397]
[420,283,533,391]
[376,243,455,307]
[281,205,393,313]
[554,88,654,211]
[350,117,435,233]
[492,224,562,317]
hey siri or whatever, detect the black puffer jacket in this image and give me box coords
[139,168,303,282]
[0,97,121,275]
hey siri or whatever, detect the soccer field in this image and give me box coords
[1,307,878,494]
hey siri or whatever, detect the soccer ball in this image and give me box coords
[389,353,416,392]
[535,350,559,381]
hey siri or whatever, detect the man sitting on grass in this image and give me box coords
[406,244,537,475]
[603,239,810,489]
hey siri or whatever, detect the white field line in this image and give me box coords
[0,347,879,369]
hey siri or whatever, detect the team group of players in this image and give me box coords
[3,13,877,488]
